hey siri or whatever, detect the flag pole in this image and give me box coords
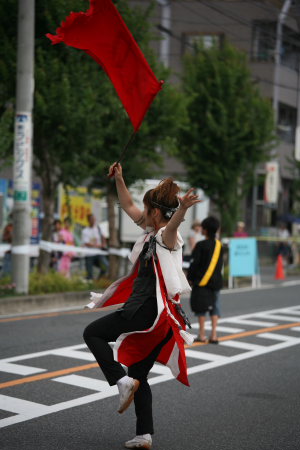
[116,129,136,164]
[108,130,136,177]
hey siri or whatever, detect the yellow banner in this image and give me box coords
[59,186,102,227]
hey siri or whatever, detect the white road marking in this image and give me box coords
[53,374,109,391]
[227,318,277,327]
[1,305,300,429]
[50,348,94,361]
[191,324,245,333]
[0,362,46,376]
[256,314,300,322]
[0,395,49,415]
[275,309,300,317]
[220,340,264,351]
[185,349,228,362]
[257,333,299,342]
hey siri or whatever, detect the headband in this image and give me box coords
[150,199,180,219]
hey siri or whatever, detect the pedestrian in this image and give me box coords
[189,219,203,251]
[187,216,223,344]
[50,219,62,270]
[233,221,248,237]
[277,222,292,265]
[1,214,13,277]
[58,217,75,278]
[81,213,109,280]
[83,162,199,450]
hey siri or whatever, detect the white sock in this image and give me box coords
[117,375,132,389]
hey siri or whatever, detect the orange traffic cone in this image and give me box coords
[275,254,285,280]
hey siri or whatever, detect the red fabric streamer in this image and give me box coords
[46,0,163,131]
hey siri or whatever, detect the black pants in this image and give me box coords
[83,302,172,435]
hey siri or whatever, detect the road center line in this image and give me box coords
[1,320,300,390]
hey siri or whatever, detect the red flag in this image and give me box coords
[46,0,163,131]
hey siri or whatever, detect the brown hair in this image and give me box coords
[143,178,180,220]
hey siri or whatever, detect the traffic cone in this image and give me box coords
[275,254,285,280]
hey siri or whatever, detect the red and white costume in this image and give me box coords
[86,227,192,386]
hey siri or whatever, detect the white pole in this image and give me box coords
[12,0,35,294]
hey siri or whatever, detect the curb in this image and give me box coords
[0,290,93,315]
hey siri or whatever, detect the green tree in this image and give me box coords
[0,0,187,276]
[178,42,275,235]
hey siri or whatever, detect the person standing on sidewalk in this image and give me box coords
[82,213,109,280]
[83,162,199,449]
[187,216,223,344]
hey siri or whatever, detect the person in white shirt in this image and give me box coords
[82,214,109,280]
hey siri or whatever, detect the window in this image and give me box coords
[278,103,297,143]
[182,32,224,54]
[252,21,300,71]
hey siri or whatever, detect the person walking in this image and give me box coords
[58,217,75,278]
[82,213,109,280]
[83,162,199,449]
[187,216,223,344]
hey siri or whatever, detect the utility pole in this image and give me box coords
[12,0,35,294]
[296,60,300,161]
[157,0,171,68]
[273,0,292,125]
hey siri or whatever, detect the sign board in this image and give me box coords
[264,161,279,205]
[229,238,259,277]
[13,112,32,202]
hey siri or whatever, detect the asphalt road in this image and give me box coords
[0,282,300,450]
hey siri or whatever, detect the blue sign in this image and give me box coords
[229,238,259,277]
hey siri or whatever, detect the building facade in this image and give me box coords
[134,0,300,233]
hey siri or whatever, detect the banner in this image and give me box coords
[58,185,103,228]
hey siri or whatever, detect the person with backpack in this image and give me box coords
[187,216,223,344]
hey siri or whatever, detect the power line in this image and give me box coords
[196,0,300,50]
[154,25,300,93]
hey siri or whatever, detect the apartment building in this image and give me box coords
[136,0,300,231]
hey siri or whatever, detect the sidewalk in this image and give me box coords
[0,266,299,317]
[0,290,91,316]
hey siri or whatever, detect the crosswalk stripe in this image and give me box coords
[0,394,48,415]
[191,324,245,333]
[52,374,109,391]
[220,340,264,351]
[257,332,300,342]
[0,362,46,376]
[185,349,228,361]
[276,309,300,317]
[50,349,95,361]
[257,314,300,322]
[228,318,277,327]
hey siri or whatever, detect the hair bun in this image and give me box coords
[152,178,180,208]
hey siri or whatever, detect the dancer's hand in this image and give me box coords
[178,188,201,210]
[108,162,123,179]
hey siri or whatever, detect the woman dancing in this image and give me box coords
[83,162,200,449]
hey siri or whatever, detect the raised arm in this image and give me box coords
[108,162,145,228]
[162,188,201,250]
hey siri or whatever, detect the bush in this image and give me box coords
[0,276,16,297]
[29,271,112,295]
[0,272,113,297]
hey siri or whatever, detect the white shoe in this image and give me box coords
[117,376,140,414]
[124,434,152,449]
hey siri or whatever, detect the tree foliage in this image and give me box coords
[178,42,276,235]
[0,0,187,274]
